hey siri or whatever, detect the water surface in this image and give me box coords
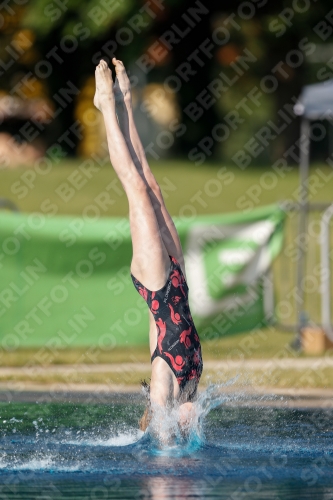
[0,389,332,499]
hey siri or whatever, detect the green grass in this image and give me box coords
[2,362,333,389]
[1,159,332,369]
[0,371,151,386]
[1,345,151,367]
[1,328,328,367]
[202,367,333,389]
[2,159,333,216]
[202,328,296,360]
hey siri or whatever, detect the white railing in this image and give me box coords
[321,204,333,342]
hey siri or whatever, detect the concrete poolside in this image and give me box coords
[1,357,333,374]
[1,384,332,409]
[0,357,332,408]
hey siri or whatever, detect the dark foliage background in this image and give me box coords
[1,0,332,163]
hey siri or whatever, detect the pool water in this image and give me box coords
[0,388,332,499]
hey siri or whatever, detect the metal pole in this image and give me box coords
[296,118,310,345]
[321,204,333,342]
[329,120,333,160]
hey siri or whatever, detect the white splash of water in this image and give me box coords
[103,430,143,446]
[0,454,7,469]
[7,454,83,472]
[144,379,240,455]
[65,429,143,447]
[12,457,54,471]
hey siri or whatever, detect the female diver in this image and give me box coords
[94,58,203,433]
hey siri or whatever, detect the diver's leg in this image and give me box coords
[150,358,175,407]
[112,57,186,277]
[94,60,169,290]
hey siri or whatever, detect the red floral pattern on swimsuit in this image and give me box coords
[131,255,203,390]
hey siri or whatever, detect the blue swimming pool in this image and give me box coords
[0,388,332,499]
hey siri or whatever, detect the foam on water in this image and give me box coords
[0,455,55,472]
[91,430,144,446]
[64,429,143,447]
[0,450,89,473]
[12,457,54,471]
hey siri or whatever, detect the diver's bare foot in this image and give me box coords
[94,60,115,111]
[111,57,132,104]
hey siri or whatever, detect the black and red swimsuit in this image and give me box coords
[131,255,203,392]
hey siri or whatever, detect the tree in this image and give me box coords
[3,0,331,162]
